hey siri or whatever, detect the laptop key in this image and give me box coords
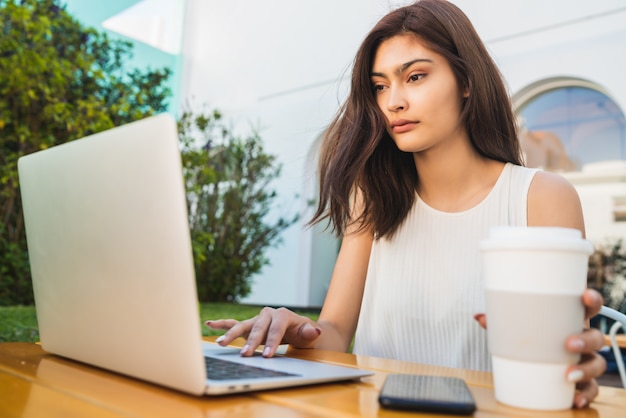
[205,356,299,380]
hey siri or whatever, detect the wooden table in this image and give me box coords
[1,338,625,417]
[604,333,626,349]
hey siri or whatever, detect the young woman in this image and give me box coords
[206,0,606,408]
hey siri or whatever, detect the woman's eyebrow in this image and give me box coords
[371,58,434,78]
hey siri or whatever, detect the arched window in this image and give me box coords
[514,79,626,172]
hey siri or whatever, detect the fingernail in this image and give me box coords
[263,346,272,357]
[241,344,251,355]
[576,396,588,409]
[304,324,322,335]
[567,369,584,383]
[568,338,585,351]
[215,335,225,343]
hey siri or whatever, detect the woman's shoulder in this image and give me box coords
[529,170,578,199]
[526,170,585,231]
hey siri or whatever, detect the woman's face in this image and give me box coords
[370,34,468,154]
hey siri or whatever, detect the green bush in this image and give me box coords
[179,108,299,302]
[0,0,294,305]
[0,0,171,305]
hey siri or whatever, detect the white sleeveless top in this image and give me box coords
[352,163,539,371]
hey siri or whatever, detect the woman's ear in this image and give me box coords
[463,87,470,98]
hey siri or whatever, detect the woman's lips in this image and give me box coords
[391,120,418,134]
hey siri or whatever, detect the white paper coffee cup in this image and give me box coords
[480,226,594,410]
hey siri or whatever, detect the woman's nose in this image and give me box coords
[386,86,407,112]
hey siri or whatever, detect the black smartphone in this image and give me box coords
[378,374,476,415]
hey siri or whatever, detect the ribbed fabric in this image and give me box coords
[352,163,539,371]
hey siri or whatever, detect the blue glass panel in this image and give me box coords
[519,87,626,171]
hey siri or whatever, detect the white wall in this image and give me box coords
[181,0,413,306]
[467,1,626,112]
[181,0,626,306]
[563,163,626,245]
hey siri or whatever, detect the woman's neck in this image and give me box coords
[413,143,505,213]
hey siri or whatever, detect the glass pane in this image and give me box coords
[518,87,626,171]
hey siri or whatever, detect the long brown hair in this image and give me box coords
[310,0,523,239]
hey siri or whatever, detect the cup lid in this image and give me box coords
[480,226,594,254]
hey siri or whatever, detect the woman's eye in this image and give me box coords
[409,73,425,82]
[373,84,386,93]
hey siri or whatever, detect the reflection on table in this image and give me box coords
[1,338,625,417]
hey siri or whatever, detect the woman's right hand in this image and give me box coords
[205,307,322,357]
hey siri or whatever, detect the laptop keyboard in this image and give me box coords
[205,356,299,380]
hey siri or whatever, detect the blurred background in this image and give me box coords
[3,0,626,312]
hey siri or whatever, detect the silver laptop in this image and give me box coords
[18,113,371,396]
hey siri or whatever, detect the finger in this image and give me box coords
[204,319,243,347]
[277,321,322,352]
[582,289,603,320]
[297,323,322,343]
[205,319,239,331]
[572,379,599,409]
[566,352,607,388]
[213,319,255,347]
[240,307,276,356]
[566,328,605,354]
[261,308,294,357]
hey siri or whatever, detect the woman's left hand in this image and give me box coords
[565,288,607,409]
[473,288,607,409]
